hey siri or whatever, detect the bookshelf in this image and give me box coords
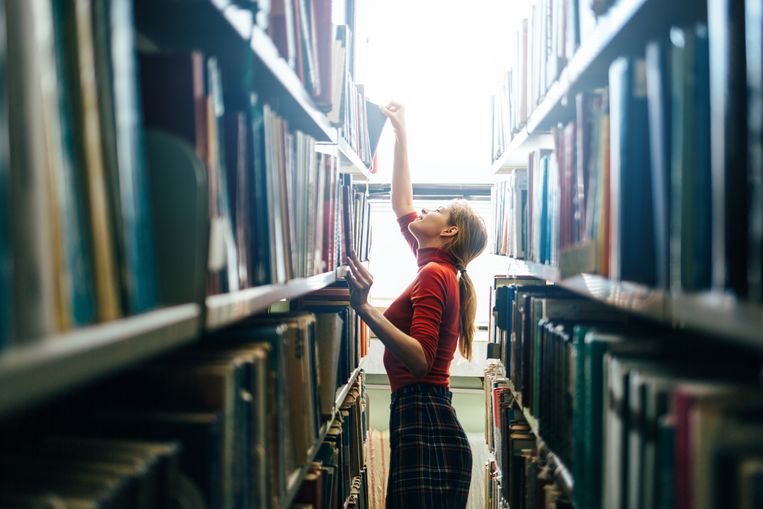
[505,257,763,350]
[0,0,373,505]
[0,304,200,418]
[489,0,763,505]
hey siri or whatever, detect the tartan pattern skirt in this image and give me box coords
[386,383,472,508]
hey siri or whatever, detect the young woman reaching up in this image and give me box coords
[345,101,488,508]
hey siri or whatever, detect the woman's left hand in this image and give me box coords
[345,252,373,312]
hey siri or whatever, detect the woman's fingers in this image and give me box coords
[348,255,372,286]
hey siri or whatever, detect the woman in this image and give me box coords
[345,102,488,508]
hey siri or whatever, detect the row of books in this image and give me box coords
[292,380,369,509]
[492,16,763,297]
[0,0,159,346]
[491,0,624,159]
[490,275,763,509]
[491,154,561,269]
[484,365,573,509]
[0,0,375,352]
[5,306,367,509]
[491,171,528,259]
[139,49,365,292]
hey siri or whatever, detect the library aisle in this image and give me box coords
[2,0,763,508]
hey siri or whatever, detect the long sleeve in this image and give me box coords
[397,211,419,256]
[409,266,448,370]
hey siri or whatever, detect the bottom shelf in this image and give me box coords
[282,367,364,508]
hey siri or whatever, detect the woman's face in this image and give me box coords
[408,205,453,242]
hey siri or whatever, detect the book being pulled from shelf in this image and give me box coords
[1,0,158,349]
[488,275,763,509]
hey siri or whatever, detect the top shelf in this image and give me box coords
[215,2,337,141]
[506,258,763,351]
[137,0,333,141]
[493,0,670,166]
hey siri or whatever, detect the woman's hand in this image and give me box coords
[381,101,406,133]
[345,252,373,312]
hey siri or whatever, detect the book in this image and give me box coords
[708,0,750,296]
[365,99,388,162]
[669,25,713,292]
[144,130,209,306]
[0,0,8,350]
[7,0,70,340]
[608,57,656,286]
[645,40,672,290]
[93,0,157,315]
[746,0,763,301]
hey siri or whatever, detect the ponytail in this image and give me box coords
[443,200,488,362]
[457,269,477,360]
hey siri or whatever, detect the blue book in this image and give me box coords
[645,40,672,290]
[99,0,157,314]
[539,155,549,264]
[690,26,713,290]
[609,57,656,286]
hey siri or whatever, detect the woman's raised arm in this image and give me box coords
[382,102,414,217]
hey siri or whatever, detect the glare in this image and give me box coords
[355,0,528,183]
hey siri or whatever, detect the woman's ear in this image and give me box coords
[441,225,459,238]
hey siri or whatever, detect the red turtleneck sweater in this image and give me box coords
[382,211,461,392]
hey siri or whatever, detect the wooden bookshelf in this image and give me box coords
[505,257,763,350]
[0,304,201,418]
[205,270,341,330]
[283,367,363,509]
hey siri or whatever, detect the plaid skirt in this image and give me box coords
[386,384,472,508]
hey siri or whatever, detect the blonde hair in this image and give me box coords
[442,200,488,360]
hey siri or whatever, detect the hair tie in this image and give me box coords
[457,265,466,275]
